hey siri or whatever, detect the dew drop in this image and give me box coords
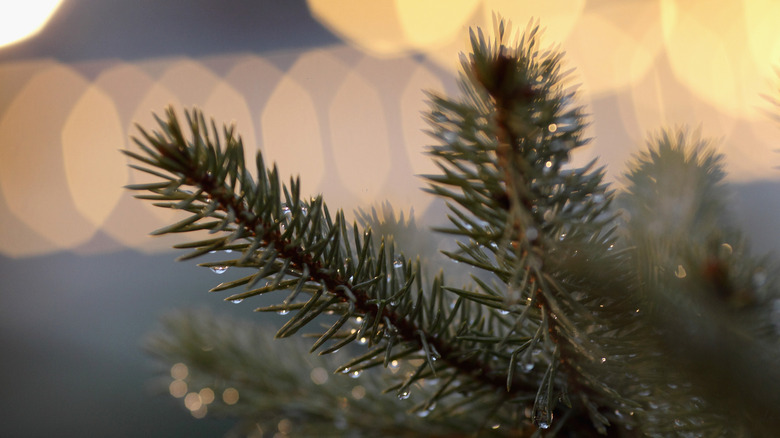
[522,363,534,373]
[397,390,411,400]
[224,249,232,253]
[358,337,368,345]
[392,258,403,269]
[534,409,553,429]
[498,309,509,315]
[230,299,243,304]
[600,357,607,364]
[210,266,229,274]
[277,309,290,316]
[349,370,362,379]
[559,233,567,241]
[548,123,557,133]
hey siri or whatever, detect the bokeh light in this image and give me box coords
[329,59,392,210]
[660,0,764,117]
[169,380,188,398]
[1,2,779,258]
[61,84,126,231]
[222,387,239,405]
[0,64,96,255]
[170,363,188,380]
[307,0,480,58]
[0,0,63,48]
[199,387,215,404]
[261,62,325,193]
[482,0,585,44]
[310,367,329,385]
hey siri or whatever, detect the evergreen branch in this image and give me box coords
[124,105,556,430]
[146,309,503,437]
[424,19,636,432]
[125,17,780,437]
[617,129,780,436]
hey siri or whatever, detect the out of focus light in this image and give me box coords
[310,367,329,385]
[199,387,215,404]
[170,363,189,380]
[351,385,366,400]
[307,0,479,57]
[0,0,64,48]
[223,387,240,405]
[190,405,208,419]
[277,419,292,434]
[184,392,202,411]
[169,380,188,398]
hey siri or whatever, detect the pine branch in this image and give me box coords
[617,129,780,436]
[147,309,508,437]
[123,17,780,437]
[123,105,553,432]
[426,21,641,433]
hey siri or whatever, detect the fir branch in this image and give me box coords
[124,105,550,429]
[124,17,780,437]
[428,19,635,432]
[146,309,501,437]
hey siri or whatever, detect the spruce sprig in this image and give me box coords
[124,20,640,435]
[125,18,780,437]
[123,105,546,426]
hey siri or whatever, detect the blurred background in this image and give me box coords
[1,0,779,436]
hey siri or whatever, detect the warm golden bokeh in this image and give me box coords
[262,66,325,193]
[307,0,480,57]
[0,64,96,255]
[1,1,778,257]
[0,0,63,48]
[329,60,392,210]
[61,85,126,231]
